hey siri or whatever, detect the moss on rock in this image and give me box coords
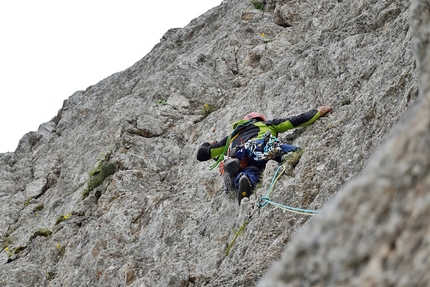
[55,213,72,226]
[1,237,13,251]
[87,162,117,191]
[29,229,52,241]
[33,202,44,212]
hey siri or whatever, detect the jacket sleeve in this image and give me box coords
[196,135,229,161]
[265,109,320,133]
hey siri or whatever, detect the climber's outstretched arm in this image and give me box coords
[265,106,331,133]
[196,136,229,161]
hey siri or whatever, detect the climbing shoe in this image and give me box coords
[238,175,252,205]
[224,158,240,176]
[222,158,241,192]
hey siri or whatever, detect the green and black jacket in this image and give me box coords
[197,109,321,162]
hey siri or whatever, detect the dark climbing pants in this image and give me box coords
[234,165,263,191]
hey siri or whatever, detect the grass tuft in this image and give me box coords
[250,0,265,10]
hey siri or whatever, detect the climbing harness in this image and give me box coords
[245,131,283,162]
[258,165,320,216]
[214,130,285,172]
[209,120,256,170]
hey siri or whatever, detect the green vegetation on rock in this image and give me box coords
[29,229,52,241]
[250,0,265,10]
[55,213,72,226]
[82,152,117,200]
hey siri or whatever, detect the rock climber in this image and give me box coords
[196,106,332,205]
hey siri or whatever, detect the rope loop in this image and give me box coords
[259,164,320,216]
[258,197,269,208]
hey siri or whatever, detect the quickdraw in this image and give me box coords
[245,131,283,162]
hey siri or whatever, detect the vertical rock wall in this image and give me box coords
[260,0,430,286]
[0,0,423,286]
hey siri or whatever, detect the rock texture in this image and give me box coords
[0,0,423,286]
[260,0,430,286]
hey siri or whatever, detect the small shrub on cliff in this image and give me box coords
[6,246,27,257]
[202,103,215,118]
[82,151,117,200]
[261,33,271,43]
[56,243,65,256]
[1,236,13,251]
[283,149,304,167]
[87,162,117,190]
[55,212,72,226]
[250,0,265,10]
[29,228,52,241]
[341,98,351,106]
[33,202,44,212]
[155,99,167,105]
[81,188,90,200]
[14,246,26,253]
[24,197,32,207]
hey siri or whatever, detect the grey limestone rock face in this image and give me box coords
[259,0,430,286]
[0,0,424,286]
